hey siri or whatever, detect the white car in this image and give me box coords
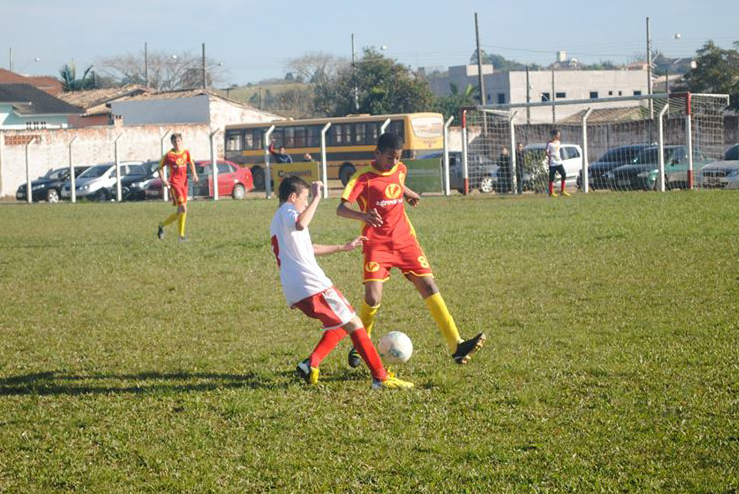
[699,160,739,189]
[514,143,583,192]
[61,161,143,201]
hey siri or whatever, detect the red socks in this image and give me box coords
[309,327,347,368]
[548,182,554,195]
[349,328,387,382]
[561,179,566,192]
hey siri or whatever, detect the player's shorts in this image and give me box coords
[292,286,355,330]
[548,165,566,182]
[363,241,433,283]
[170,181,187,206]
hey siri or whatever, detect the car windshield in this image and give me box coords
[44,168,67,180]
[598,147,642,163]
[78,164,111,178]
[128,164,146,176]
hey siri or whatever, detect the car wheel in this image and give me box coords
[479,176,494,194]
[251,166,265,190]
[232,184,246,200]
[94,188,109,202]
[46,188,60,203]
[339,164,356,186]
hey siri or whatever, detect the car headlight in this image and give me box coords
[81,184,90,190]
[637,171,653,178]
[603,172,612,179]
[32,184,44,190]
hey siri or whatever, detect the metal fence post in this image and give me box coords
[685,93,694,190]
[263,125,275,199]
[442,116,454,196]
[114,134,123,202]
[24,138,36,204]
[380,118,391,134]
[68,136,78,203]
[581,108,593,194]
[509,111,519,194]
[210,129,220,201]
[657,103,669,192]
[461,110,469,195]
[160,130,171,202]
[320,123,332,199]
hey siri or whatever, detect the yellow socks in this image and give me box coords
[161,212,178,227]
[359,301,380,338]
[424,292,462,352]
[177,212,187,238]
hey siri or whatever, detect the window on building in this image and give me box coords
[555,92,566,99]
[633,90,642,96]
[589,91,599,99]
[608,90,613,96]
[497,93,506,104]
[541,92,550,102]
[618,91,622,96]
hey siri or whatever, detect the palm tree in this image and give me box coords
[59,62,97,91]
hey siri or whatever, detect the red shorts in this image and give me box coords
[170,182,187,206]
[363,241,433,282]
[292,287,355,329]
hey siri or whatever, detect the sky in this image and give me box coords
[2,0,738,87]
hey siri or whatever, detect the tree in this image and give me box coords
[683,41,739,109]
[431,83,478,125]
[59,62,98,91]
[96,50,225,91]
[313,48,435,116]
[286,51,347,84]
[468,49,538,71]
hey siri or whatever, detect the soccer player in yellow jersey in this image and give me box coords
[338,132,486,366]
[157,133,198,241]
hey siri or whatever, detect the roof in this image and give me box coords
[559,106,648,124]
[57,84,152,116]
[115,88,283,119]
[0,68,63,95]
[0,83,83,115]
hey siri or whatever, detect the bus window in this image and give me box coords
[355,123,366,144]
[307,126,320,147]
[226,131,243,151]
[272,129,284,148]
[368,123,380,143]
[389,120,405,138]
[284,127,295,148]
[294,127,306,147]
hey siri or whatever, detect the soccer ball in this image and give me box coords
[378,331,413,364]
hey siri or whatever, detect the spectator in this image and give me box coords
[269,140,293,163]
[515,142,525,194]
[302,153,313,162]
[497,147,512,193]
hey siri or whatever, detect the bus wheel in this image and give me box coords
[339,164,356,186]
[251,166,265,190]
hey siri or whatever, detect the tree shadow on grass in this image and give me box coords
[0,370,287,396]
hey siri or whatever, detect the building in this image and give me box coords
[57,84,153,127]
[0,68,63,95]
[110,88,283,129]
[0,83,82,130]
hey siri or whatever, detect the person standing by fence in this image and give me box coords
[546,129,570,197]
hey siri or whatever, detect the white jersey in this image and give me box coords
[546,141,562,167]
[269,202,332,306]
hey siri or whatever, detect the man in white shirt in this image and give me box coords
[546,129,570,197]
[270,175,413,390]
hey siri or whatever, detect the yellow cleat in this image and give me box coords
[560,190,571,197]
[372,371,414,390]
[550,192,559,197]
[296,359,320,385]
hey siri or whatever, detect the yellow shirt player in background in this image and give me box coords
[157,133,198,241]
[337,132,486,366]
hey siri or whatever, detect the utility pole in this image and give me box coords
[525,65,531,124]
[551,68,556,124]
[8,47,13,71]
[351,34,359,111]
[201,43,207,89]
[646,17,654,118]
[474,12,486,106]
[144,42,149,88]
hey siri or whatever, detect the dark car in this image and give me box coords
[724,144,738,161]
[16,166,89,203]
[117,160,161,201]
[604,145,710,191]
[577,144,652,190]
[420,151,498,193]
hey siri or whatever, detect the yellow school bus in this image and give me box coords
[224,112,444,190]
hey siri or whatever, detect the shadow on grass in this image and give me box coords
[0,370,286,396]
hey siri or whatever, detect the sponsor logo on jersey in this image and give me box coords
[365,261,380,272]
[385,183,402,199]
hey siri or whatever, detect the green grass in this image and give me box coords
[1,192,738,493]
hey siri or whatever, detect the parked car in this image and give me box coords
[576,144,653,190]
[16,166,88,203]
[603,145,711,191]
[60,161,143,201]
[419,151,498,193]
[724,144,738,161]
[117,160,161,201]
[145,160,253,200]
[699,161,739,189]
[500,143,583,192]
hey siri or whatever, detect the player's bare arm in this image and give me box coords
[337,201,383,227]
[296,181,323,230]
[190,157,199,183]
[313,236,367,256]
[403,185,420,206]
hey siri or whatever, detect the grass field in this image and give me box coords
[1,191,738,493]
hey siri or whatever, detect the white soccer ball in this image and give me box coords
[378,331,413,364]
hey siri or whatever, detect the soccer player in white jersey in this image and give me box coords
[269,175,413,390]
[546,128,570,197]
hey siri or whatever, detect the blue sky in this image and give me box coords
[2,0,737,86]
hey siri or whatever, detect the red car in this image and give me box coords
[145,160,253,200]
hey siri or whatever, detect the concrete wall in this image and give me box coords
[0,123,219,198]
[111,96,211,126]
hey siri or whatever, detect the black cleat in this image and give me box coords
[296,358,319,384]
[452,332,486,364]
[157,225,164,240]
[347,347,361,368]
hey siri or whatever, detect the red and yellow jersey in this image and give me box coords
[341,161,417,249]
[159,149,193,185]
